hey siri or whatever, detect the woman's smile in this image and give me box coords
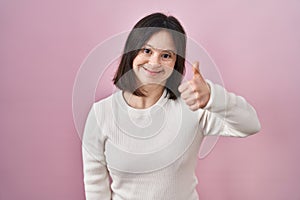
[141,65,164,76]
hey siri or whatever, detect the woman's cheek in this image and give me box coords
[166,62,175,74]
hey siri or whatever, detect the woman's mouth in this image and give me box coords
[142,66,163,75]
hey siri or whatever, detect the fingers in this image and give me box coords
[192,61,206,83]
[192,61,200,77]
[188,102,201,111]
[180,85,195,100]
[178,81,190,93]
[180,88,207,109]
[178,61,210,111]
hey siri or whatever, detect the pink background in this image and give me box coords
[1,0,300,199]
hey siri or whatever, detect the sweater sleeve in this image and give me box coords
[82,103,112,200]
[198,79,261,137]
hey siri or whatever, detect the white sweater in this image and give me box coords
[82,79,261,200]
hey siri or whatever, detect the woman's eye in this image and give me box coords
[143,48,151,54]
[162,53,171,59]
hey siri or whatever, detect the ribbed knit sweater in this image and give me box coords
[82,79,261,200]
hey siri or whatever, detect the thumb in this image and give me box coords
[192,61,200,78]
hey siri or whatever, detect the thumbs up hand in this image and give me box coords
[178,61,211,111]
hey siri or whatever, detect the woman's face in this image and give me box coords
[132,30,177,87]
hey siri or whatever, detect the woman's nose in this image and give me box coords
[148,52,161,66]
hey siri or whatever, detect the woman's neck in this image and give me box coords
[123,84,165,109]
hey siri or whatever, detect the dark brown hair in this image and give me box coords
[113,12,186,100]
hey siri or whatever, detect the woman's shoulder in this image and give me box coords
[94,90,122,108]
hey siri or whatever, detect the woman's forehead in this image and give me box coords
[145,30,176,52]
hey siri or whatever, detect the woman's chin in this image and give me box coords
[137,78,167,88]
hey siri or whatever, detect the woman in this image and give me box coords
[82,12,261,200]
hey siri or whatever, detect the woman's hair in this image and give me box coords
[113,12,186,100]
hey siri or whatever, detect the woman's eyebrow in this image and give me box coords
[144,44,176,54]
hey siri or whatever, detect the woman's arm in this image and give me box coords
[82,104,112,200]
[199,79,261,137]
